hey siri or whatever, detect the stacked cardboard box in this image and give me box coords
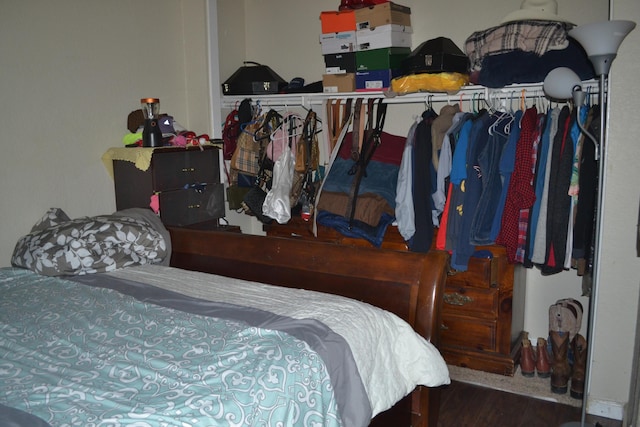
[320,2,412,92]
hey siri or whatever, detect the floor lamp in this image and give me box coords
[543,20,635,427]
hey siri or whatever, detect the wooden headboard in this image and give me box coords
[168,228,450,427]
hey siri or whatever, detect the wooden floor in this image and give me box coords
[438,380,623,427]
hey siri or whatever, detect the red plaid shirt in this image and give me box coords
[497,107,538,263]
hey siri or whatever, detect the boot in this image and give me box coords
[550,300,580,342]
[550,331,571,394]
[536,337,551,378]
[571,334,588,399]
[520,332,535,377]
[556,298,584,341]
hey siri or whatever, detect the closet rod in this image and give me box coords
[220,81,599,109]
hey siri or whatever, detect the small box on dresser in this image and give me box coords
[112,146,224,227]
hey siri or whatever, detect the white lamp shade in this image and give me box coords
[543,67,582,100]
[569,20,636,58]
[569,20,636,75]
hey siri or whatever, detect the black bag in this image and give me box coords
[226,185,250,211]
[222,61,287,95]
[242,186,273,224]
[240,143,274,224]
[401,37,469,75]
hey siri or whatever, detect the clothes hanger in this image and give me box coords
[269,111,304,142]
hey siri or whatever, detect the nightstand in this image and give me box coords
[439,245,523,376]
[109,146,224,227]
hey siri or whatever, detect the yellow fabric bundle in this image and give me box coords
[390,72,470,95]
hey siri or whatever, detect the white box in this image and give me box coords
[356,24,412,51]
[320,31,357,55]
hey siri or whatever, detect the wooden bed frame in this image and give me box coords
[168,227,450,427]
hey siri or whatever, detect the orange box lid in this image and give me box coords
[320,10,356,33]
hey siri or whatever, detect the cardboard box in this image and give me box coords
[356,24,412,51]
[320,10,356,33]
[355,2,411,30]
[323,73,356,93]
[320,31,357,55]
[324,52,357,74]
[356,47,410,71]
[356,69,401,91]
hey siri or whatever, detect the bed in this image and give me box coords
[1,208,451,427]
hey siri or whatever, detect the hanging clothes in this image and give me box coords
[409,109,438,253]
[469,112,513,245]
[572,105,600,279]
[445,116,475,253]
[489,109,523,243]
[451,110,493,271]
[540,106,574,275]
[496,106,538,263]
[434,111,469,217]
[527,107,559,263]
[563,105,590,269]
[430,105,461,226]
[395,118,420,241]
[515,111,546,264]
[531,108,561,264]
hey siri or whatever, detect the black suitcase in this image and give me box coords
[222,61,287,95]
[400,37,469,75]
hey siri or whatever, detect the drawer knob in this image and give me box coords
[444,292,474,306]
[182,167,196,172]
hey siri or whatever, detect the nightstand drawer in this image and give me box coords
[442,286,499,318]
[440,314,497,352]
[153,149,219,191]
[447,256,497,289]
[159,183,224,226]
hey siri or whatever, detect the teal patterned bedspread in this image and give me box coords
[0,267,342,427]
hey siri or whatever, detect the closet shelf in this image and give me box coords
[220,80,599,109]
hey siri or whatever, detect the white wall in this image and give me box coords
[593,0,640,421]
[0,0,210,267]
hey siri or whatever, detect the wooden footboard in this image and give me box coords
[168,227,449,427]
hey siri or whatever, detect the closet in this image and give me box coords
[207,0,603,376]
[218,82,596,376]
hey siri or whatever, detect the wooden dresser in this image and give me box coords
[264,217,523,376]
[111,146,224,227]
[440,244,522,376]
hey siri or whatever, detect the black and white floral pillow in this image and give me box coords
[12,208,170,276]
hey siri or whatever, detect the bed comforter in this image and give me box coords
[3,208,450,426]
[0,268,345,427]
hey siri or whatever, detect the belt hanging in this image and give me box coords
[313,100,354,237]
[345,98,387,227]
[328,98,353,154]
[351,98,365,161]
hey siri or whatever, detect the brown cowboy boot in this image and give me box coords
[550,331,571,394]
[536,337,551,378]
[571,334,588,399]
[520,332,535,377]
